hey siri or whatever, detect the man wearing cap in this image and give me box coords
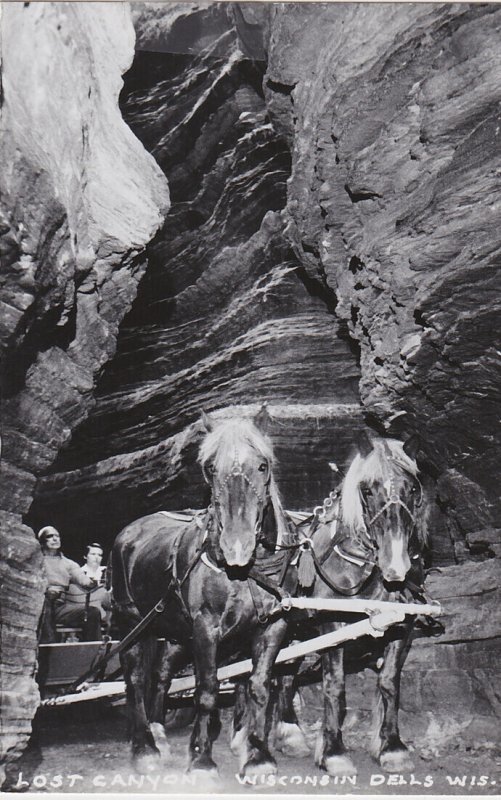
[38,526,102,642]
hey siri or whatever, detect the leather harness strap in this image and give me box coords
[65,589,176,694]
[310,545,374,597]
[246,548,297,622]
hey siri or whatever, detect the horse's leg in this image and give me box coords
[315,622,357,776]
[189,620,221,774]
[147,641,188,761]
[230,681,249,761]
[273,666,310,757]
[120,634,160,772]
[240,618,288,778]
[371,625,414,772]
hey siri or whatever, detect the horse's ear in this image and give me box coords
[403,434,421,460]
[254,404,272,434]
[357,430,374,458]
[201,411,213,432]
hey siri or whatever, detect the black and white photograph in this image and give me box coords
[0,1,500,795]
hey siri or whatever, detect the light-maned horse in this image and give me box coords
[273,434,430,776]
[110,410,294,776]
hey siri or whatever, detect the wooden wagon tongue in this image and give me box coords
[279,596,442,616]
[41,596,441,707]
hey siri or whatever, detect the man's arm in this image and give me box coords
[66,557,96,589]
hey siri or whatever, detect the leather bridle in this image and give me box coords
[203,453,271,536]
[366,474,420,531]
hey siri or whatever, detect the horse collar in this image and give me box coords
[201,551,223,574]
[199,515,223,573]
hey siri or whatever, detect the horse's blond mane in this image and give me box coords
[198,418,274,470]
[341,438,423,537]
[198,417,288,542]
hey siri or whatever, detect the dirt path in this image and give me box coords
[4,701,501,796]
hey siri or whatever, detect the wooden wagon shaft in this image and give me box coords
[168,615,399,695]
[281,597,442,617]
[42,612,403,706]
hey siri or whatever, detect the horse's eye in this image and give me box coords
[258,462,268,473]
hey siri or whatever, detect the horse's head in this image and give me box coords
[341,434,425,585]
[199,408,277,568]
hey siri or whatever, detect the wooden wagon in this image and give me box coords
[39,595,442,710]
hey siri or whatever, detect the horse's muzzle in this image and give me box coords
[382,564,410,585]
[220,534,256,568]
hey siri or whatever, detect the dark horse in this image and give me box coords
[271,433,430,776]
[110,410,293,776]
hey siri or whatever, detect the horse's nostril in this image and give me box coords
[385,570,406,583]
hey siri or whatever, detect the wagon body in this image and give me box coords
[38,640,121,689]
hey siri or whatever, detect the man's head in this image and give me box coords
[38,526,61,552]
[85,543,104,568]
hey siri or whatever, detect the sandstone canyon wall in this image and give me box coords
[265,1,501,544]
[0,2,169,772]
[1,0,500,772]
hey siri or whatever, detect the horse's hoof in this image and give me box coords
[380,749,414,773]
[320,754,357,777]
[188,766,219,779]
[150,722,171,760]
[133,748,161,774]
[241,758,277,779]
[230,725,247,755]
[230,725,249,768]
[274,722,310,757]
[188,754,219,775]
[188,766,221,791]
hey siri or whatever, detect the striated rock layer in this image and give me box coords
[33,4,365,554]
[33,3,500,564]
[1,0,500,766]
[0,3,169,771]
[266,3,501,534]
